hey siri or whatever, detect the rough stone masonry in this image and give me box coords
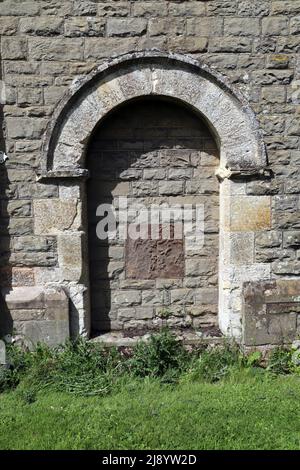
[0,0,300,348]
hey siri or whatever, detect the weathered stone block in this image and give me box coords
[98,2,130,17]
[229,232,254,265]
[185,259,215,277]
[44,86,67,105]
[73,0,97,16]
[135,307,154,320]
[125,230,184,280]
[64,17,105,37]
[149,18,185,37]
[40,1,73,16]
[291,16,300,35]
[84,37,137,59]
[283,231,300,248]
[142,290,167,306]
[168,168,192,180]
[6,218,33,236]
[187,18,223,37]
[224,18,260,36]
[112,290,141,307]
[187,306,218,317]
[9,251,57,268]
[29,38,84,60]
[169,1,206,16]
[1,38,27,59]
[57,232,84,281]
[186,178,219,195]
[5,200,31,217]
[272,261,300,275]
[170,289,194,305]
[237,1,270,16]
[159,181,184,196]
[107,262,124,280]
[255,248,294,263]
[0,1,40,16]
[117,308,135,321]
[119,279,155,290]
[261,86,286,103]
[287,118,300,136]
[262,17,289,36]
[0,267,35,287]
[209,37,252,53]
[6,117,47,139]
[13,318,69,347]
[107,18,147,37]
[18,88,43,106]
[2,286,43,309]
[195,288,218,305]
[273,211,300,230]
[207,1,237,15]
[143,169,166,180]
[227,196,271,232]
[251,70,293,85]
[266,54,290,69]
[0,17,18,35]
[34,199,79,235]
[168,36,208,53]
[277,37,300,53]
[255,231,282,248]
[133,2,168,17]
[243,281,300,346]
[20,17,63,35]
[160,151,190,168]
[271,1,300,15]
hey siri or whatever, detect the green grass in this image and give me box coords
[1,370,300,450]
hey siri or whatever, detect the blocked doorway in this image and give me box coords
[87,98,220,335]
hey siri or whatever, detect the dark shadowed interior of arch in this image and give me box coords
[86,97,220,336]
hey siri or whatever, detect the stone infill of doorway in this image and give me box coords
[90,327,224,348]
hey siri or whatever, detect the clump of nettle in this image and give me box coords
[1,330,300,402]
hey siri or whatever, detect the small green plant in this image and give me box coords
[184,342,240,383]
[23,338,127,397]
[0,342,35,393]
[4,331,300,401]
[129,329,189,381]
[1,338,127,397]
[245,350,262,367]
[266,347,292,375]
[157,308,172,319]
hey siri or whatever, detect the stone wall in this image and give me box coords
[87,99,219,333]
[0,0,299,346]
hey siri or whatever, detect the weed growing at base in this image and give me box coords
[1,329,300,400]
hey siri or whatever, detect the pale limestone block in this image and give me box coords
[58,232,84,281]
[228,232,255,265]
[34,199,79,235]
[226,196,271,232]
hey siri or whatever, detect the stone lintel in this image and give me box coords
[37,168,89,181]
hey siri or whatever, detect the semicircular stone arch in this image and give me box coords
[37,51,270,341]
[41,51,266,176]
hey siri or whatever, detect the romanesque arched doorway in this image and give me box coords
[39,51,267,341]
[87,97,220,334]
